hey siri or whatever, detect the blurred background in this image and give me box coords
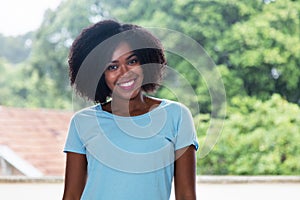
[0,0,299,199]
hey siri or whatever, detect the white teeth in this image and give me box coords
[119,80,134,87]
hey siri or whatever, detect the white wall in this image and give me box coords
[0,182,299,200]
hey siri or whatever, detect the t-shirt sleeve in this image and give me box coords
[64,117,86,154]
[175,104,199,151]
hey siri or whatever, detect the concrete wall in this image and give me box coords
[0,176,299,200]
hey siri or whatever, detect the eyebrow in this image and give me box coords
[110,53,137,63]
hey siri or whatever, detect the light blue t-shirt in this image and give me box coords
[64,99,198,200]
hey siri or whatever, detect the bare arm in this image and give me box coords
[62,152,87,200]
[174,145,197,200]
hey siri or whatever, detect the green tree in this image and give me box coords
[217,0,300,103]
[0,58,14,105]
[0,58,28,107]
[197,94,300,175]
[0,33,32,63]
[20,0,105,108]
[103,0,300,110]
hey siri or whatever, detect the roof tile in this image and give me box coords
[0,106,73,176]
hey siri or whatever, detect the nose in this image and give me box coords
[119,63,130,75]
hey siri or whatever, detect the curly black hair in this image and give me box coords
[68,20,166,104]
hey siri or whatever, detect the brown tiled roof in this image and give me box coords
[0,106,73,176]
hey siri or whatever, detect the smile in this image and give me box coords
[117,79,136,90]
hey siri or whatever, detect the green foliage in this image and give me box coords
[218,0,300,103]
[0,0,299,175]
[0,58,15,105]
[0,33,32,63]
[0,59,33,107]
[197,94,300,175]
[1,0,299,110]
[8,0,105,109]
[105,0,300,112]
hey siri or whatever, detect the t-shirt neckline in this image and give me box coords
[95,99,167,119]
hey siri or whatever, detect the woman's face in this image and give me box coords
[104,42,144,101]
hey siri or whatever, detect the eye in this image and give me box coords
[127,58,139,66]
[106,64,118,71]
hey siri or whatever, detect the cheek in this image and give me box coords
[104,73,115,88]
[135,66,144,78]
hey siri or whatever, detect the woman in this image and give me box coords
[63,19,198,200]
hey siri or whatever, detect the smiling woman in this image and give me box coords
[63,19,199,200]
[0,0,62,36]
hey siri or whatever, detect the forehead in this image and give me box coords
[111,42,133,61]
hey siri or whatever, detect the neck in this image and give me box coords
[110,92,149,116]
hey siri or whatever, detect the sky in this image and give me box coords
[0,0,62,36]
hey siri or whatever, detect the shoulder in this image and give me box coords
[71,104,100,122]
[157,99,193,122]
[162,99,191,113]
[69,105,102,140]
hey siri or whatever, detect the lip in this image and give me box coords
[117,78,137,90]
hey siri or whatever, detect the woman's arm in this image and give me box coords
[174,145,197,200]
[62,152,88,200]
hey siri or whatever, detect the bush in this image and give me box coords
[196,94,300,175]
